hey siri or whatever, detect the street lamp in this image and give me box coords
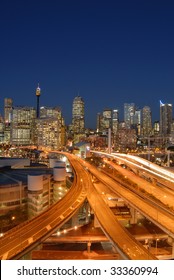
[155,238,159,255]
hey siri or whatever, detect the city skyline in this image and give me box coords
[1,94,171,129]
[0,1,174,128]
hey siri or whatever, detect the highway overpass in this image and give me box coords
[0,153,157,260]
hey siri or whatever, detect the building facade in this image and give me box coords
[35,106,65,150]
[142,106,152,136]
[124,103,135,129]
[72,96,85,134]
[11,106,36,145]
[4,98,13,143]
[160,101,172,136]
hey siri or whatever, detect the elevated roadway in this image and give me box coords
[86,174,156,259]
[91,150,174,187]
[103,160,174,210]
[0,153,156,260]
[0,154,88,260]
[81,158,174,241]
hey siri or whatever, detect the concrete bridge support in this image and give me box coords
[169,237,174,258]
[172,240,174,258]
[167,236,174,258]
[71,211,79,227]
[85,202,91,223]
[94,215,100,228]
[129,207,138,224]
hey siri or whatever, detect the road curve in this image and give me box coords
[83,159,174,240]
[0,154,88,260]
[75,156,157,260]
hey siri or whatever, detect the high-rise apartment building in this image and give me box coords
[160,101,172,136]
[72,96,85,134]
[36,118,61,150]
[35,106,66,149]
[11,106,36,145]
[142,106,152,136]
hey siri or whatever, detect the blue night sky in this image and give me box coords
[0,0,174,128]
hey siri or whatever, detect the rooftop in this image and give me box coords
[0,167,52,186]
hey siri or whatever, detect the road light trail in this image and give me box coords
[0,154,88,260]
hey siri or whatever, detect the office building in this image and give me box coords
[124,103,135,128]
[112,109,119,135]
[134,108,141,135]
[96,109,112,134]
[4,98,13,143]
[142,106,152,136]
[40,106,62,119]
[11,106,36,145]
[72,95,85,134]
[0,115,4,143]
[160,101,172,136]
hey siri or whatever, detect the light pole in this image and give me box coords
[155,238,159,255]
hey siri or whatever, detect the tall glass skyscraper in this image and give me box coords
[160,101,172,136]
[142,106,152,136]
[124,103,135,128]
[72,96,85,133]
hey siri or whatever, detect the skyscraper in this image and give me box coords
[72,96,85,134]
[142,106,152,136]
[36,106,66,149]
[112,109,119,135]
[96,108,112,134]
[11,106,36,145]
[4,98,13,143]
[134,108,141,135]
[102,108,112,131]
[160,101,172,136]
[124,103,135,128]
[4,98,13,124]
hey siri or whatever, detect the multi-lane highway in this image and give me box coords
[89,151,174,237]
[94,150,174,209]
[0,152,157,260]
[86,171,156,259]
[0,154,88,260]
[103,159,174,210]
